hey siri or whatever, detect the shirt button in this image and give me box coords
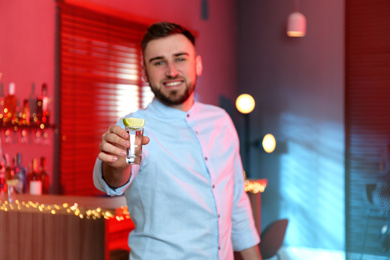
[218,214,220,218]
[205,157,208,161]
[195,130,199,134]
[212,185,215,189]
[187,114,190,118]
[218,246,221,250]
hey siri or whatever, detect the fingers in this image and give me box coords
[99,140,127,158]
[102,131,129,150]
[108,125,129,140]
[97,151,119,164]
[99,125,128,165]
[98,139,128,169]
[106,125,149,147]
[99,124,150,167]
[143,136,150,145]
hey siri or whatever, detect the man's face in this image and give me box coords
[142,34,202,106]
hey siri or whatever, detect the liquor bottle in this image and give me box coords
[27,158,42,195]
[4,82,17,122]
[22,99,30,126]
[15,99,21,125]
[29,82,38,124]
[14,153,27,194]
[0,140,5,196]
[4,153,14,181]
[0,83,5,120]
[0,159,5,196]
[39,156,49,194]
[37,83,50,125]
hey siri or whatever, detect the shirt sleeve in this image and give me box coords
[230,141,260,251]
[92,158,131,196]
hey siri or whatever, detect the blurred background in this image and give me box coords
[1,0,390,259]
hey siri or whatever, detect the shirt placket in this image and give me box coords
[186,111,222,258]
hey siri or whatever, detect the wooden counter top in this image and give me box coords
[0,194,132,260]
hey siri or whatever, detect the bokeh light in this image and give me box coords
[262,133,276,153]
[236,94,255,114]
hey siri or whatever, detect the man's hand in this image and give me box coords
[240,245,262,260]
[98,125,150,188]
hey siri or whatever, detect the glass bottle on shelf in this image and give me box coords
[0,83,5,121]
[27,158,42,195]
[15,99,21,125]
[0,160,5,196]
[0,140,5,196]
[4,82,17,123]
[29,82,38,125]
[36,89,43,124]
[4,153,14,181]
[4,153,15,201]
[22,99,30,126]
[14,153,27,194]
[42,83,49,117]
[39,156,49,194]
[37,83,50,125]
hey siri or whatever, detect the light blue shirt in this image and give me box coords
[93,99,260,260]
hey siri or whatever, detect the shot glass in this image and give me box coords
[125,125,144,165]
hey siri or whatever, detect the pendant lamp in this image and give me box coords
[287,0,306,37]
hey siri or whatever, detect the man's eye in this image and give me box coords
[176,58,185,62]
[153,61,164,66]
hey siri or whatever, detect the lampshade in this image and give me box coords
[287,12,306,37]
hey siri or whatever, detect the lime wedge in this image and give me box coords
[123,118,145,130]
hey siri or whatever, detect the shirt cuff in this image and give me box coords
[92,158,131,196]
[232,229,260,252]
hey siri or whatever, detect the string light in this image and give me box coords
[0,180,265,217]
[0,199,131,221]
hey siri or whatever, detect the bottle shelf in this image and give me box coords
[0,82,53,132]
[0,114,53,130]
[0,119,55,146]
[0,122,54,130]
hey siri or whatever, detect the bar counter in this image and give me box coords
[0,179,266,260]
[0,194,132,260]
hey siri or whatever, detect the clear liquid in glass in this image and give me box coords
[126,127,143,165]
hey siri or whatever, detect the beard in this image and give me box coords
[149,77,196,106]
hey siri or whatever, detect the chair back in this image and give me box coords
[260,218,289,259]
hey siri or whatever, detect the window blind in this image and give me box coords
[58,3,153,195]
[345,0,390,257]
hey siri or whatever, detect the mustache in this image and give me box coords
[164,75,181,80]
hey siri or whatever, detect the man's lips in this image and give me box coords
[163,80,184,90]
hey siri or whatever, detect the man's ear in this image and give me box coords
[141,60,149,82]
[196,55,203,76]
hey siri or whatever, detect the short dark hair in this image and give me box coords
[141,22,195,54]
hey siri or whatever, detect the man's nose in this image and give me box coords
[166,62,178,78]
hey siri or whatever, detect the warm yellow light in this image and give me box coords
[235,94,255,114]
[262,134,276,153]
[287,31,305,37]
[287,12,306,37]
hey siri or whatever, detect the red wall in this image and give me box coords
[0,0,56,184]
[0,0,238,192]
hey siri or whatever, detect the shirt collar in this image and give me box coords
[148,98,199,119]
